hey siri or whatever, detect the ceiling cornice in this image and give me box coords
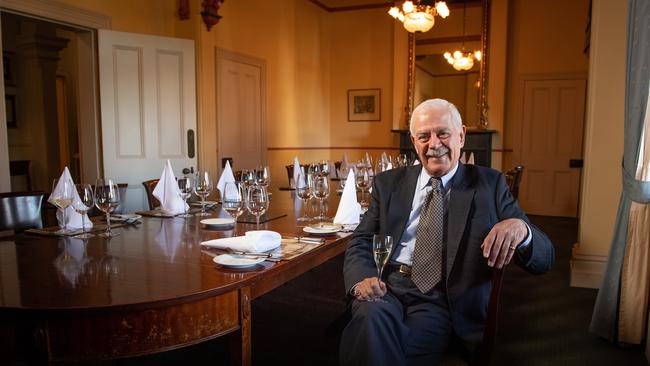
[308,0,482,13]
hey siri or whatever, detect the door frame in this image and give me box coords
[215,48,267,176]
[0,0,109,190]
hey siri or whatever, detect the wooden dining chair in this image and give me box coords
[0,191,45,233]
[142,179,161,210]
[504,165,524,200]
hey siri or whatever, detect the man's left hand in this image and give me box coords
[481,218,527,268]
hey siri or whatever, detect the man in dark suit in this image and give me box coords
[340,99,554,366]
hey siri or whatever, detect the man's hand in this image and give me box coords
[481,218,527,268]
[353,277,387,301]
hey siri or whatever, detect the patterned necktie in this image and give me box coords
[412,177,444,293]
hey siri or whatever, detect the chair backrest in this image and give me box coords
[474,268,504,365]
[142,179,160,210]
[0,191,45,232]
[504,165,524,200]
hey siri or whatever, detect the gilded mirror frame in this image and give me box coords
[405,0,490,129]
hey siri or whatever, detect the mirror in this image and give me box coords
[407,0,489,128]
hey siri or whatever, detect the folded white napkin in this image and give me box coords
[413,159,420,165]
[467,152,475,165]
[48,167,93,230]
[217,160,236,198]
[334,169,362,225]
[201,230,282,253]
[292,156,304,189]
[152,160,188,215]
[460,151,466,164]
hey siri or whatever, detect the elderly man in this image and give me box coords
[340,98,554,366]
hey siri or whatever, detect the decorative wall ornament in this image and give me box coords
[201,0,225,31]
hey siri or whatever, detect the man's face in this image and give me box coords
[410,107,466,177]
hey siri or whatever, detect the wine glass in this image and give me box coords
[94,178,120,237]
[51,178,74,234]
[194,171,212,216]
[295,172,312,223]
[311,175,330,221]
[246,185,269,228]
[356,167,372,208]
[177,176,193,218]
[222,182,245,227]
[372,234,394,302]
[319,160,330,177]
[73,184,95,238]
[241,169,256,190]
[255,166,271,187]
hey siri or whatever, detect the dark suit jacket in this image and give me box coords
[343,163,554,342]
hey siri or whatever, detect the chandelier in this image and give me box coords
[443,1,481,71]
[444,50,482,71]
[388,1,450,33]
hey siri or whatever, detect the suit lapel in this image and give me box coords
[446,163,475,279]
[387,166,421,246]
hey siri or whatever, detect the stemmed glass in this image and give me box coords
[246,185,269,228]
[222,182,245,228]
[51,178,74,234]
[295,172,312,223]
[73,184,95,238]
[241,170,256,191]
[312,175,330,221]
[177,176,193,218]
[194,171,212,216]
[372,234,394,303]
[94,178,120,237]
[356,167,372,208]
[319,160,330,177]
[255,166,271,187]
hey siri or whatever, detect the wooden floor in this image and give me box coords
[12,216,649,366]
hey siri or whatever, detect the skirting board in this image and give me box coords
[570,243,608,289]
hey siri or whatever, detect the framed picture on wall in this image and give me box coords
[348,88,381,121]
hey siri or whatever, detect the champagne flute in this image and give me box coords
[94,178,120,237]
[74,184,95,238]
[51,178,74,234]
[295,172,312,223]
[222,182,245,228]
[194,171,212,216]
[177,176,193,218]
[246,185,269,228]
[372,234,394,303]
[312,175,330,221]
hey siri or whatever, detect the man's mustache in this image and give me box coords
[426,146,449,158]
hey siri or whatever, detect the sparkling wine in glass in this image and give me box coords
[222,182,245,227]
[74,184,95,238]
[194,171,212,216]
[177,176,193,218]
[372,234,394,302]
[246,185,269,228]
[94,179,120,237]
[312,175,330,221]
[51,178,74,234]
[295,173,312,223]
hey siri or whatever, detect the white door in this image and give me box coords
[217,50,266,175]
[98,30,197,212]
[517,78,586,217]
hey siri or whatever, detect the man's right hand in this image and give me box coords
[353,277,387,301]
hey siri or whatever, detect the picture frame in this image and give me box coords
[347,88,381,121]
[6,95,16,128]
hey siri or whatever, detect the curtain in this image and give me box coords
[590,0,650,345]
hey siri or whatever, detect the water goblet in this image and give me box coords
[51,178,74,234]
[94,178,121,237]
[372,234,394,302]
[246,185,269,228]
[222,182,245,228]
[194,171,212,216]
[295,173,312,223]
[312,175,330,221]
[177,176,194,218]
[73,184,95,238]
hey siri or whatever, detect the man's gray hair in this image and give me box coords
[409,99,463,135]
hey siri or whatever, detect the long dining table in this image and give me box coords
[0,188,351,365]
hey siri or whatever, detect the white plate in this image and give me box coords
[110,214,142,222]
[200,218,235,228]
[303,224,342,235]
[213,254,265,268]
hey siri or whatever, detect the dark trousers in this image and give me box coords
[339,269,452,366]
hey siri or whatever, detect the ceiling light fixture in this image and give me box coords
[388,1,450,33]
[443,1,481,71]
